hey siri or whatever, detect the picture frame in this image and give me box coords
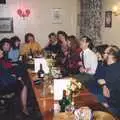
[52,8,62,24]
[105,11,112,28]
[0,17,13,33]
[0,0,6,4]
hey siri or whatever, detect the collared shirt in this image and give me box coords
[80,48,98,75]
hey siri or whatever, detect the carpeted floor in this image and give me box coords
[0,70,43,120]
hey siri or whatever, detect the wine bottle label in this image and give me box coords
[40,74,44,77]
[19,56,22,61]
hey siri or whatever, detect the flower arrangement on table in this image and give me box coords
[46,58,62,78]
[46,58,55,75]
[67,78,82,95]
[67,78,82,104]
[46,58,55,68]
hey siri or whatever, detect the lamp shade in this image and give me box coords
[25,9,30,16]
[17,8,31,17]
[17,9,23,17]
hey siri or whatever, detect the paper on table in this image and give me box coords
[34,57,49,74]
[54,78,72,100]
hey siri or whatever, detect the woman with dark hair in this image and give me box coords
[0,38,11,60]
[67,35,79,50]
[64,35,82,74]
[21,33,42,56]
[25,33,35,43]
[8,36,21,62]
[0,48,28,116]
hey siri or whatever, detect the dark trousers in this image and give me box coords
[0,96,16,120]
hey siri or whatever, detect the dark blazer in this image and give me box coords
[105,62,120,108]
[94,61,106,80]
[45,42,61,54]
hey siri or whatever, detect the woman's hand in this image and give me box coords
[64,51,69,56]
[78,61,82,66]
[79,67,86,73]
[103,85,110,98]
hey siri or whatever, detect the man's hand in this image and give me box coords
[98,79,106,85]
[103,85,110,98]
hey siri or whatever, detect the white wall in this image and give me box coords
[0,0,78,47]
[102,0,120,47]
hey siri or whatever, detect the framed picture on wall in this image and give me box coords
[51,8,62,24]
[0,18,13,33]
[0,0,6,4]
[105,11,112,28]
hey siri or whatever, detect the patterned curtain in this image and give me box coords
[80,0,103,45]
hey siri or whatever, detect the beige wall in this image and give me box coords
[102,0,120,47]
[76,0,80,38]
[0,0,78,47]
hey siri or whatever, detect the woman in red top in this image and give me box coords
[0,48,28,115]
[67,35,82,74]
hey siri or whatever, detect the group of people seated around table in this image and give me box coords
[0,30,120,118]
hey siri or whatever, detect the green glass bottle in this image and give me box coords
[59,90,71,112]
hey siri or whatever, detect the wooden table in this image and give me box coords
[27,69,54,120]
[27,69,119,120]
